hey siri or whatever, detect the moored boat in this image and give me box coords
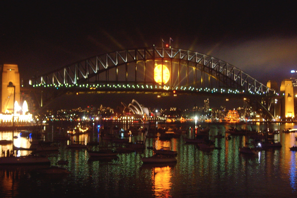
[289,128,297,133]
[141,154,177,164]
[261,141,282,148]
[290,146,297,151]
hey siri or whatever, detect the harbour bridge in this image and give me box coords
[22,46,278,118]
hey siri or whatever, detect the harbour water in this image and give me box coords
[0,121,297,197]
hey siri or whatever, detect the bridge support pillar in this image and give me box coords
[280,79,295,119]
[0,64,21,113]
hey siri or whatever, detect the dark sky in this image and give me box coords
[1,1,297,110]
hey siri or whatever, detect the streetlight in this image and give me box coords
[7,82,15,127]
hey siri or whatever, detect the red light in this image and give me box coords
[165,44,169,48]
[173,90,176,93]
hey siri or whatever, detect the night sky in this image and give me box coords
[1,1,297,110]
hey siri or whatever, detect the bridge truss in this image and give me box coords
[24,46,277,118]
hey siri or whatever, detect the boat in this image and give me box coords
[0,155,50,165]
[239,147,257,154]
[13,146,36,151]
[289,128,297,133]
[87,150,118,157]
[141,154,177,164]
[290,146,297,151]
[260,141,282,148]
[67,144,87,149]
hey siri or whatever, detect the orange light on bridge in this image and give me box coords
[154,64,170,85]
[173,90,177,97]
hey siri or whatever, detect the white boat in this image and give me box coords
[141,154,177,164]
[0,156,50,165]
[289,128,297,133]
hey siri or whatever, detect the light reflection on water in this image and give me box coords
[0,122,297,197]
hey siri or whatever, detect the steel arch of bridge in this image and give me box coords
[27,46,275,97]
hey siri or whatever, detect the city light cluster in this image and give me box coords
[0,100,33,125]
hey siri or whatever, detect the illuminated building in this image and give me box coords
[204,98,210,112]
[225,109,240,123]
[0,64,33,125]
[1,64,20,113]
[280,79,294,119]
[122,99,149,119]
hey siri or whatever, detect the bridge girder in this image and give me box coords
[26,46,275,96]
[23,46,278,117]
